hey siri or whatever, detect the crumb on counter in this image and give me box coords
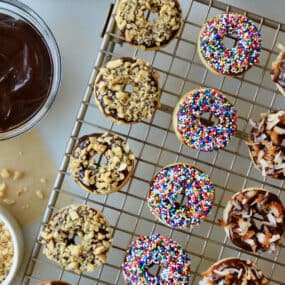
[36,190,44,200]
[0,183,7,197]
[13,171,24,181]
[40,178,47,184]
[2,199,15,206]
[0,169,10,179]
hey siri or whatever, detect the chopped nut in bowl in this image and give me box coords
[0,205,24,285]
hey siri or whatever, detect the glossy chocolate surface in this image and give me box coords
[0,13,52,131]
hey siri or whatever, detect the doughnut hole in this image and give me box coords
[124,84,133,94]
[200,111,216,127]
[223,34,239,49]
[67,233,84,246]
[252,212,265,230]
[144,10,159,26]
[93,153,108,166]
[175,193,185,205]
[148,263,162,277]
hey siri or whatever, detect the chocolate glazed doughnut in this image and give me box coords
[221,188,285,253]
[94,57,161,124]
[247,111,285,179]
[199,257,268,285]
[70,132,135,195]
[271,45,285,96]
[115,0,182,51]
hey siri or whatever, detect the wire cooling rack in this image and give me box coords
[23,0,285,284]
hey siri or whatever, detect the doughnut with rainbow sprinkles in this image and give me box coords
[147,163,215,229]
[173,88,238,152]
[123,233,191,285]
[198,13,262,76]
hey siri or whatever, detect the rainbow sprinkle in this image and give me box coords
[199,13,262,75]
[123,233,191,285]
[147,163,215,228]
[175,88,238,152]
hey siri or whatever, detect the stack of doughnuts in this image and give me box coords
[40,1,285,284]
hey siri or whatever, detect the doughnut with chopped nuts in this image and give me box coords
[115,0,182,50]
[247,110,285,179]
[40,205,112,274]
[94,57,161,124]
[70,132,135,195]
[220,188,285,253]
[199,257,268,285]
[38,281,70,285]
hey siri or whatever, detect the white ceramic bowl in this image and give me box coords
[0,205,24,285]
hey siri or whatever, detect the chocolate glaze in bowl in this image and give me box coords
[0,0,61,139]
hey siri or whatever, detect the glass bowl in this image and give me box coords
[0,0,61,140]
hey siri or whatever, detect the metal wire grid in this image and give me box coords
[23,0,285,284]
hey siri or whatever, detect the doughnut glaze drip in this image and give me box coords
[199,13,262,75]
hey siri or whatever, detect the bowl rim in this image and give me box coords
[0,0,62,140]
[0,205,24,285]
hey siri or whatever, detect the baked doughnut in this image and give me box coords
[271,44,285,96]
[40,205,112,274]
[198,13,262,76]
[173,88,238,152]
[220,188,285,253]
[199,257,268,285]
[38,281,70,285]
[247,111,285,179]
[147,163,215,228]
[95,57,161,124]
[70,132,135,194]
[115,0,182,50]
[123,233,191,285]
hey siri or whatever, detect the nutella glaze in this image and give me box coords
[271,50,285,94]
[221,188,285,253]
[199,257,268,285]
[0,13,52,132]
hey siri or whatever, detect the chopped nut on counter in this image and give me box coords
[36,190,44,200]
[0,221,14,283]
[21,204,30,209]
[0,169,10,179]
[40,178,47,184]
[0,183,7,197]
[16,186,28,197]
[2,199,15,206]
[13,170,24,181]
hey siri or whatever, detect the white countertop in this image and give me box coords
[7,0,285,283]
